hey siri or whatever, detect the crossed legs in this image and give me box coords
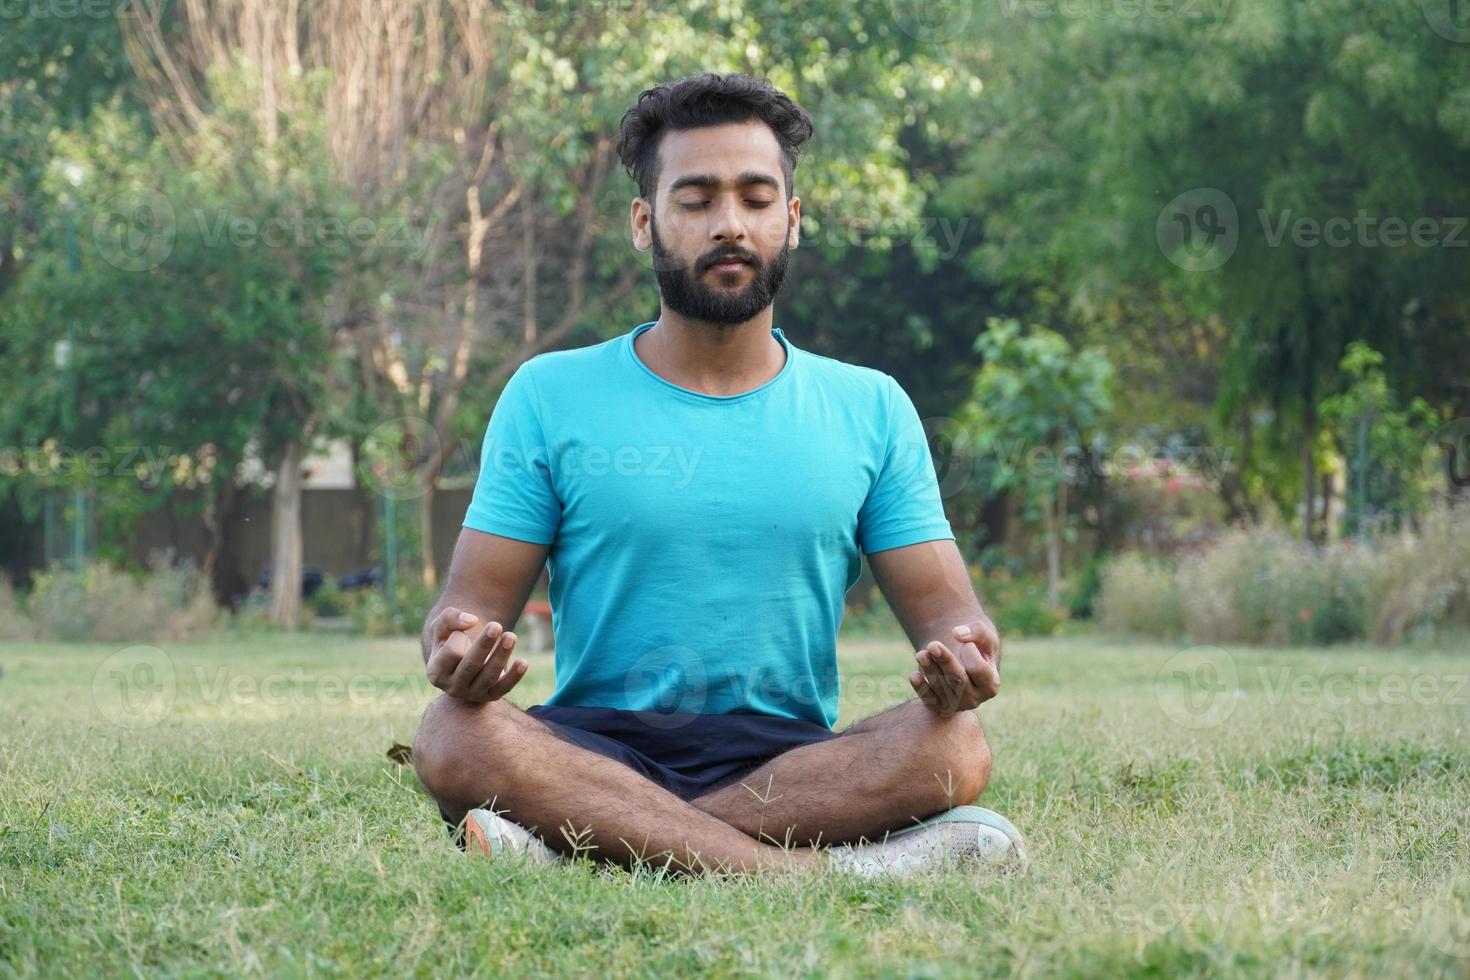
[412,696,990,874]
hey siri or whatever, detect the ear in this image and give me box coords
[787,195,801,250]
[630,196,653,252]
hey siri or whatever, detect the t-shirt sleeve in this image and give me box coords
[856,375,955,555]
[461,362,561,545]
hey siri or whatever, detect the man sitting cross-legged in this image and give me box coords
[411,71,1027,877]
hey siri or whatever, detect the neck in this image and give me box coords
[637,305,785,396]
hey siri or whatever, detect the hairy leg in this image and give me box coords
[413,695,818,875]
[690,699,991,847]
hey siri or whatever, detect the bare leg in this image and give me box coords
[412,695,819,875]
[690,699,991,847]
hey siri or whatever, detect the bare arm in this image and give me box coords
[867,539,1002,716]
[421,528,551,701]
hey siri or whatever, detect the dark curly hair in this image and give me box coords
[616,72,815,203]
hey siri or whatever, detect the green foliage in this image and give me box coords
[20,556,217,643]
[1095,554,1185,640]
[1319,341,1442,531]
[1098,503,1470,646]
[971,567,1066,638]
[950,0,1470,528]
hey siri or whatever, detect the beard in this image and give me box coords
[650,215,791,326]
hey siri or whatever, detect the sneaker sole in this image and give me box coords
[890,805,1029,871]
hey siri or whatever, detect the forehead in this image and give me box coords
[655,120,785,194]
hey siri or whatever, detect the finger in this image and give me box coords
[916,644,958,712]
[449,621,503,689]
[927,641,970,692]
[467,631,518,701]
[951,640,992,691]
[436,607,479,643]
[426,630,470,689]
[954,620,1000,661]
[484,656,530,701]
[909,670,939,707]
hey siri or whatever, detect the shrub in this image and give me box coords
[972,567,1066,637]
[25,554,218,642]
[0,575,37,641]
[1367,504,1470,644]
[1095,554,1184,639]
[1177,528,1372,646]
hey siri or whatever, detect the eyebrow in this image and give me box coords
[667,171,782,194]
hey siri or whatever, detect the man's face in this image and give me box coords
[631,120,802,326]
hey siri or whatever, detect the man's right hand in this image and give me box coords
[425,606,529,701]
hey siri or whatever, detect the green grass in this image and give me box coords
[2,635,1469,977]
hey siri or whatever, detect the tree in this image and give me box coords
[948,0,1470,538]
[960,320,1114,606]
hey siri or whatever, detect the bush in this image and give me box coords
[24,554,218,642]
[0,575,37,641]
[1095,554,1183,639]
[1178,528,1372,646]
[342,577,439,636]
[972,567,1066,637]
[1367,504,1470,644]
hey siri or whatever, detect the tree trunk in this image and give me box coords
[419,479,437,590]
[268,440,305,630]
[1301,402,1317,543]
[1042,489,1062,608]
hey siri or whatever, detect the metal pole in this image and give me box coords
[65,207,86,571]
[384,493,398,625]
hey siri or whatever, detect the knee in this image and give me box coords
[911,706,991,809]
[412,694,508,804]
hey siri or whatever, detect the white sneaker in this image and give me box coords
[463,808,561,865]
[827,806,1028,879]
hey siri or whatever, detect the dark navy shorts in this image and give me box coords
[526,703,840,800]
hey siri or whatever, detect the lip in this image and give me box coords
[707,259,750,272]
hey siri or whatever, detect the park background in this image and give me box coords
[0,0,1467,645]
[2,1,1470,975]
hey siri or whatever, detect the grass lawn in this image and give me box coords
[2,633,1468,976]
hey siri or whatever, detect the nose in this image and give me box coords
[707,196,748,246]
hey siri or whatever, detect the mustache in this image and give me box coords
[699,248,760,272]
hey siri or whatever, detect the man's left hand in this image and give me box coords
[908,619,1002,717]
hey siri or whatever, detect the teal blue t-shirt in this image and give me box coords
[463,321,953,728]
